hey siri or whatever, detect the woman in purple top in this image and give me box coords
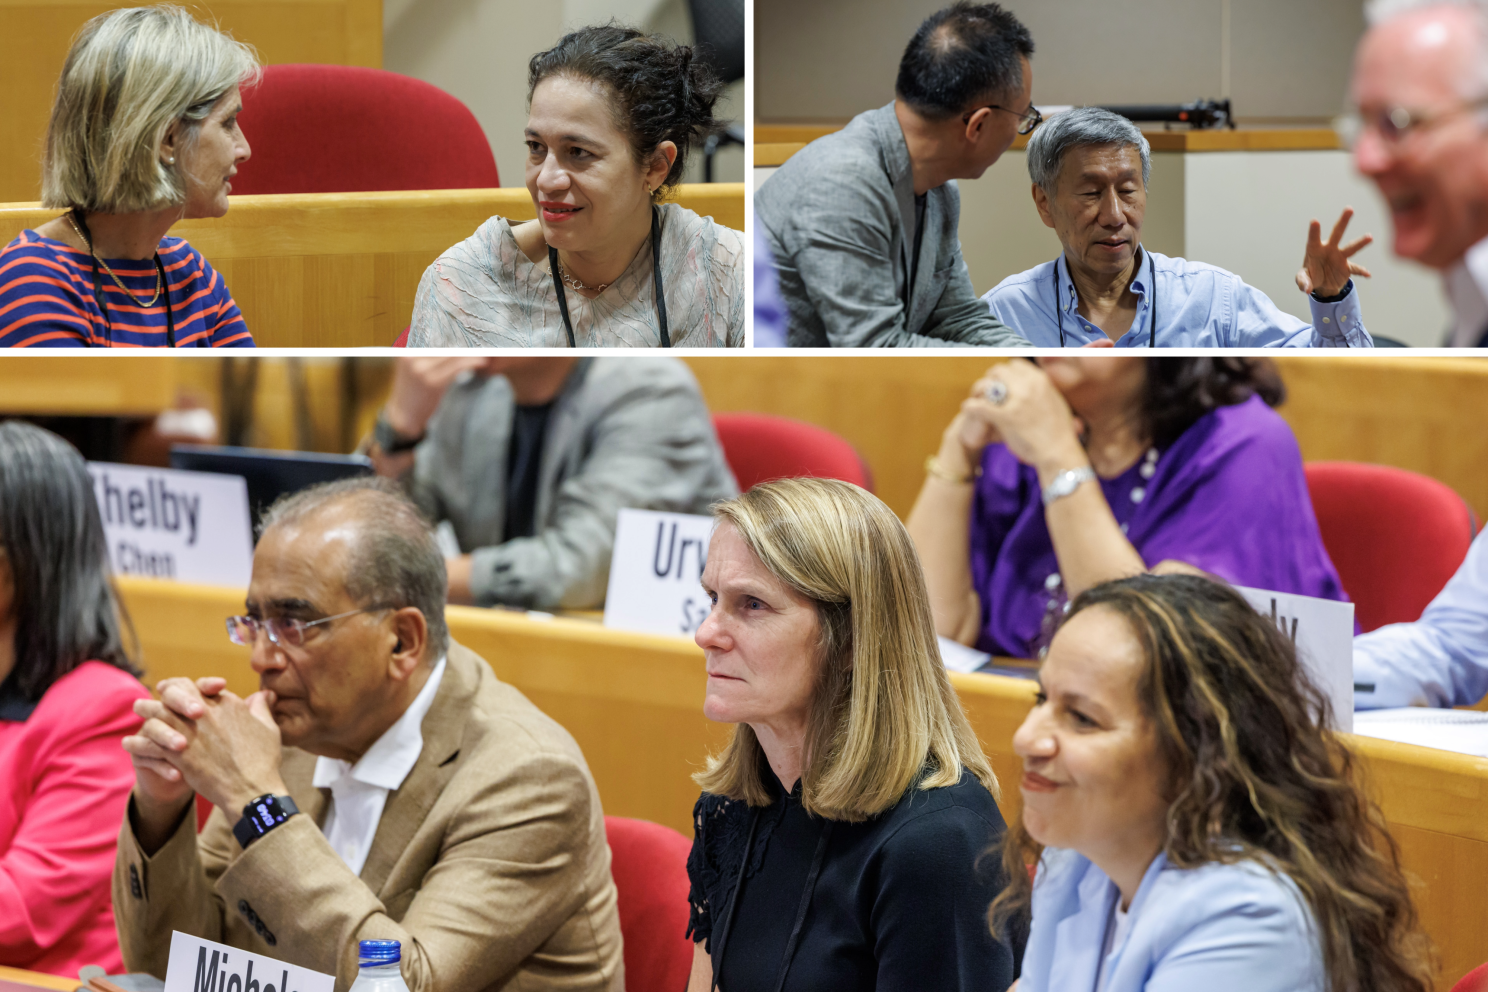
[906,357,1346,659]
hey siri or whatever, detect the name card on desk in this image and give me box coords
[604,508,716,638]
[1236,586,1355,732]
[164,932,333,992]
[88,462,253,586]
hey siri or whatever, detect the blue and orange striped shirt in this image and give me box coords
[0,231,254,348]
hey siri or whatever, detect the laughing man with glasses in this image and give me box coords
[114,477,623,992]
[754,2,1035,348]
[1349,0,1488,346]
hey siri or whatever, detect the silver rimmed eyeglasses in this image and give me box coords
[1334,97,1488,148]
[225,606,391,648]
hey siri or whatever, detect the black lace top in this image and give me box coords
[685,764,1020,992]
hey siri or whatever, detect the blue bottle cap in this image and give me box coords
[358,940,401,966]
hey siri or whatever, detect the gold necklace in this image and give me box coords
[66,211,161,308]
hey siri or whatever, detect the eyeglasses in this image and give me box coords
[966,102,1043,136]
[225,606,391,648]
[1334,97,1488,148]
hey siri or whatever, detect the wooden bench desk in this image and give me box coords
[0,184,746,348]
[115,575,1488,988]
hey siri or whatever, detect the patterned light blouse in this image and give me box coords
[409,202,744,348]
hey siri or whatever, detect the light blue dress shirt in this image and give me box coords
[1354,529,1488,708]
[982,248,1372,348]
[1019,848,1325,992]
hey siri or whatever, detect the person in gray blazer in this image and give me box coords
[369,356,737,609]
[755,2,1037,347]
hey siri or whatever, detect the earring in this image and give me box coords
[166,156,175,165]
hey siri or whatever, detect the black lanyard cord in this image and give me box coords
[72,209,176,348]
[1054,247,1156,348]
[709,807,760,992]
[709,803,833,992]
[549,205,669,348]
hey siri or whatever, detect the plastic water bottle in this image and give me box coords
[347,940,410,992]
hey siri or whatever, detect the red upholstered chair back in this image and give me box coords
[1304,461,1476,633]
[605,816,693,992]
[711,413,872,492]
[233,64,498,194]
[1453,962,1488,992]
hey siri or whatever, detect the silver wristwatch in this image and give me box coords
[1042,466,1096,506]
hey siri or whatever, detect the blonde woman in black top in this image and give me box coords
[685,478,1018,992]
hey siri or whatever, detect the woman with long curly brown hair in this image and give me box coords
[995,573,1432,992]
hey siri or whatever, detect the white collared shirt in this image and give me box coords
[311,656,447,876]
[1446,233,1488,346]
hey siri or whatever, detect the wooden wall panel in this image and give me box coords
[0,0,382,204]
[0,354,176,414]
[684,356,1488,521]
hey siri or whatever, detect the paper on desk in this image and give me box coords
[938,636,991,674]
[1352,708,1488,757]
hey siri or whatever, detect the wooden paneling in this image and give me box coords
[0,0,383,204]
[686,356,1033,518]
[0,184,746,348]
[683,356,1488,522]
[112,575,1488,988]
[0,354,176,414]
[1275,357,1488,518]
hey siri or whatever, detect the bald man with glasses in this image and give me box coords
[1347,0,1488,344]
[113,478,624,992]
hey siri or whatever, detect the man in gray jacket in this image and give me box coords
[370,357,737,609]
[756,2,1036,347]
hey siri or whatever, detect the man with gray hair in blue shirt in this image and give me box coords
[982,107,1377,347]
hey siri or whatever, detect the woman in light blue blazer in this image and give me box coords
[991,574,1433,992]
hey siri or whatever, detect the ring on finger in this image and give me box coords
[985,379,1009,405]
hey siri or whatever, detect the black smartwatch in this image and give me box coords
[373,412,425,455]
[233,793,300,849]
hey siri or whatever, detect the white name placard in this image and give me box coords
[603,508,716,638]
[164,932,334,992]
[88,462,253,587]
[1236,585,1356,732]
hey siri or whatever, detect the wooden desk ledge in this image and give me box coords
[752,124,1341,167]
[0,966,78,992]
[0,183,748,256]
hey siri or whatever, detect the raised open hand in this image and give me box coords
[1297,207,1373,298]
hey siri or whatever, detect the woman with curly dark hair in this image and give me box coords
[411,25,743,347]
[998,573,1432,992]
[906,356,1346,658]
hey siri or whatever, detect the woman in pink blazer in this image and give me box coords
[0,421,149,978]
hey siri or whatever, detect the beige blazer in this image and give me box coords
[112,644,624,992]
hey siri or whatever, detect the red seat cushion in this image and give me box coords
[712,413,872,492]
[1453,962,1488,992]
[1305,461,1475,632]
[605,816,694,991]
[234,64,498,194]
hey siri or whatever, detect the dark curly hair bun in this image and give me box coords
[528,23,725,194]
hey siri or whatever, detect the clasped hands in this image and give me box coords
[940,360,1086,484]
[123,677,288,842]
